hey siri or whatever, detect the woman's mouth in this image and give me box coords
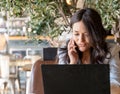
[79,44,86,47]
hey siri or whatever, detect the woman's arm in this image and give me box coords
[58,47,69,64]
[58,39,79,64]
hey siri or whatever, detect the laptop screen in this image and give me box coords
[41,64,110,94]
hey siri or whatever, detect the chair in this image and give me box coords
[23,55,41,94]
[27,47,58,94]
[27,59,57,94]
[0,55,20,94]
[0,55,14,94]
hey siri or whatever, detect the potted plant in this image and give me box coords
[0,0,74,46]
[84,0,120,45]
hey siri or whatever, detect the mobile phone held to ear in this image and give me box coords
[74,42,82,59]
[74,42,79,53]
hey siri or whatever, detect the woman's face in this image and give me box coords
[72,21,91,52]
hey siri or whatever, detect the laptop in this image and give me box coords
[43,47,57,61]
[41,64,110,94]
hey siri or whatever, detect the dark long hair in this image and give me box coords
[70,8,110,64]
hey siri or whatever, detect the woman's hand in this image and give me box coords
[68,39,79,64]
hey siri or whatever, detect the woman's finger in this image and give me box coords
[68,39,77,53]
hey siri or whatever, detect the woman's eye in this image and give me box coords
[74,33,79,36]
[84,33,89,37]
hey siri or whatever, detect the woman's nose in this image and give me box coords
[78,34,85,42]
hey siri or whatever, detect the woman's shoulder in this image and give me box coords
[58,40,70,64]
[58,39,70,55]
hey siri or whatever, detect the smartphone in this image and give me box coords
[74,42,79,52]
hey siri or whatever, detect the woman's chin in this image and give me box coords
[79,48,86,52]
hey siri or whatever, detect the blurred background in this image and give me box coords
[0,0,119,94]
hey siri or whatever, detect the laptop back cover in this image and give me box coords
[41,64,110,94]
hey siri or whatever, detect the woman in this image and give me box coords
[58,8,120,94]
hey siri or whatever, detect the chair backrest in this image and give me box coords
[28,59,58,94]
[31,55,41,64]
[0,55,9,78]
[43,47,57,61]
